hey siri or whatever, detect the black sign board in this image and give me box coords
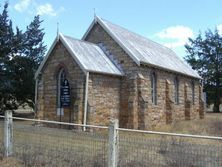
[60,79,70,107]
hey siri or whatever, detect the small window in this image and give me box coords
[151,72,157,105]
[174,77,179,104]
[191,81,195,104]
[56,68,66,115]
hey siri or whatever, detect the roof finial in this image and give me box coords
[93,8,96,18]
[56,22,59,40]
[57,22,59,35]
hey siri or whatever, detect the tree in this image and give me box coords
[10,15,46,108]
[24,15,46,66]
[185,29,222,112]
[0,2,46,113]
[0,2,17,113]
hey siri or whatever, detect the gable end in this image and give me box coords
[82,16,141,65]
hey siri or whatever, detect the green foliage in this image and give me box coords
[185,29,222,112]
[0,2,17,112]
[24,15,46,65]
[0,2,46,113]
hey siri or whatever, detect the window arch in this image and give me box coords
[191,81,195,104]
[151,72,157,105]
[57,68,66,108]
[174,77,179,104]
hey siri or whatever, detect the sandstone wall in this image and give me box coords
[37,40,122,127]
[139,65,201,128]
[37,41,85,124]
[85,23,139,129]
[85,23,203,129]
[87,74,121,126]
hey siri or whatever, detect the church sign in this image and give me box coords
[60,79,70,107]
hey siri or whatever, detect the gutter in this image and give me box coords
[140,61,202,80]
[83,72,89,131]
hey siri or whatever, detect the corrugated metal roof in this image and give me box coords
[61,34,123,76]
[84,17,200,79]
[35,34,123,79]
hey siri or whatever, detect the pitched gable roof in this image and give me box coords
[35,33,123,79]
[82,17,201,79]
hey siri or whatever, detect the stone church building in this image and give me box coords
[35,16,204,129]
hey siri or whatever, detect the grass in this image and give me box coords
[0,122,108,167]
[0,157,23,167]
[153,113,222,136]
[0,113,222,167]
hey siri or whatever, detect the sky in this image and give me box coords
[4,0,222,59]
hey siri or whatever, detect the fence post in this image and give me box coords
[108,119,119,167]
[4,110,13,157]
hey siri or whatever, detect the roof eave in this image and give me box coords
[59,33,88,75]
[140,61,202,79]
[87,69,124,77]
[35,33,89,80]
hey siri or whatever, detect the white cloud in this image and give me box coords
[14,1,64,17]
[217,24,222,35]
[14,0,31,12]
[156,26,194,48]
[164,40,188,48]
[36,3,57,16]
[36,3,65,17]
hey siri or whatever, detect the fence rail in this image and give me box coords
[117,127,222,140]
[0,111,222,167]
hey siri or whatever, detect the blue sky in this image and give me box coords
[5,0,222,59]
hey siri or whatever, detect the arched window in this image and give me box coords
[57,68,66,115]
[151,72,157,105]
[191,81,195,104]
[174,77,179,104]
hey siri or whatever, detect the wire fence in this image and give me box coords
[0,113,222,167]
[14,124,108,166]
[118,130,222,167]
[0,115,109,167]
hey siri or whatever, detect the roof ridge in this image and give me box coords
[62,34,100,47]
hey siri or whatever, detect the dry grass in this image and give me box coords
[0,113,221,166]
[0,157,23,167]
[153,113,222,136]
[0,122,108,167]
[118,113,222,166]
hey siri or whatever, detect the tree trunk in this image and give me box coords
[213,99,220,112]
